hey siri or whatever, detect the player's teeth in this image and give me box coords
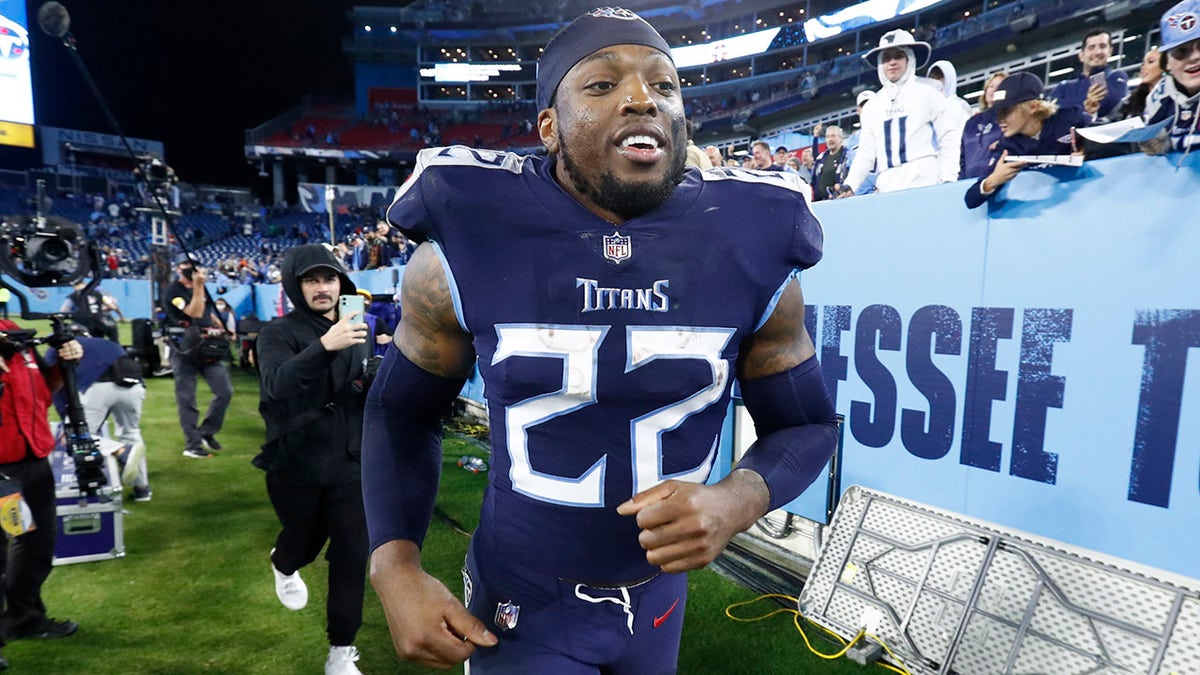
[621,135,658,148]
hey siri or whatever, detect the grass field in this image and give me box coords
[6,321,871,674]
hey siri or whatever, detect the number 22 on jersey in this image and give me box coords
[493,324,735,507]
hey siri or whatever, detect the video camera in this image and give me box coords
[0,214,94,288]
[0,180,98,289]
[132,154,177,207]
[0,179,111,496]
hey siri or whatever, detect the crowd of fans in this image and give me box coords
[695,3,1199,211]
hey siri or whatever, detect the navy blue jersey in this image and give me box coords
[387,146,823,582]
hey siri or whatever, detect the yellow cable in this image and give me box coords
[724,593,801,623]
[724,594,914,674]
[724,594,860,660]
[865,632,915,675]
[791,612,865,660]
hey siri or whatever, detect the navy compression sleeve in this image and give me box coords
[735,355,839,511]
[361,343,467,553]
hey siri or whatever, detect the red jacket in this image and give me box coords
[0,322,56,462]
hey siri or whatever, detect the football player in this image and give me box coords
[363,7,839,673]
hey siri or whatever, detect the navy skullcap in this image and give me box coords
[536,7,673,112]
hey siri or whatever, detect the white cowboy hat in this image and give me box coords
[862,29,931,68]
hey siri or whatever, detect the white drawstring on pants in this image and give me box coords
[574,583,635,635]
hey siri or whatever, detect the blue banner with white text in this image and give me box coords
[800,151,1200,579]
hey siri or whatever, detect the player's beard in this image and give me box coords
[558,119,688,221]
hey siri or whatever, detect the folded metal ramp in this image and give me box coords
[797,486,1200,675]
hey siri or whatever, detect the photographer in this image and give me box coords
[0,320,81,644]
[255,244,370,675]
[58,280,120,343]
[164,257,233,459]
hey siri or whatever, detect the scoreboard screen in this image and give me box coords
[0,0,35,148]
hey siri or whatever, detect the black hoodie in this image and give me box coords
[255,244,370,484]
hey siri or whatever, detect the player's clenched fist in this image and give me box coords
[370,541,496,669]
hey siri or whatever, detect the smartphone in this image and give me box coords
[338,294,364,324]
[1089,72,1106,87]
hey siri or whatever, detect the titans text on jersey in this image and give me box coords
[578,278,669,313]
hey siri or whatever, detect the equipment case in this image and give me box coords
[49,447,125,565]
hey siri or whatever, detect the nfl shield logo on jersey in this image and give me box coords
[603,232,632,264]
[494,601,520,631]
[461,567,473,607]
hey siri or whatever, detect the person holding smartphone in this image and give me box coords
[1049,28,1128,121]
[254,244,371,675]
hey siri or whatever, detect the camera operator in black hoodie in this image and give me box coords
[254,243,371,675]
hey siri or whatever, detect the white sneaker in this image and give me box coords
[121,441,145,487]
[325,645,364,675]
[270,549,308,611]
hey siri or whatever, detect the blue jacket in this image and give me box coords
[45,336,129,415]
[960,110,1003,180]
[964,106,1092,209]
[1049,66,1127,120]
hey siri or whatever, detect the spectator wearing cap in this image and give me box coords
[1049,29,1128,121]
[960,72,1009,179]
[1141,0,1200,155]
[963,72,1092,209]
[772,146,791,169]
[844,89,875,154]
[842,29,965,196]
[837,90,878,196]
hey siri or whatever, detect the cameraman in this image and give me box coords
[164,257,233,459]
[0,320,81,642]
[58,280,120,343]
[255,244,370,675]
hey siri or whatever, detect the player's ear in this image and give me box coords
[538,108,560,154]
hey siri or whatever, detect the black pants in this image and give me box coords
[1,456,57,637]
[266,475,368,647]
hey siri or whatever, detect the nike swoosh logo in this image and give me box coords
[653,598,680,628]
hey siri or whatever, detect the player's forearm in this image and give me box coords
[361,344,465,552]
[737,355,839,511]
